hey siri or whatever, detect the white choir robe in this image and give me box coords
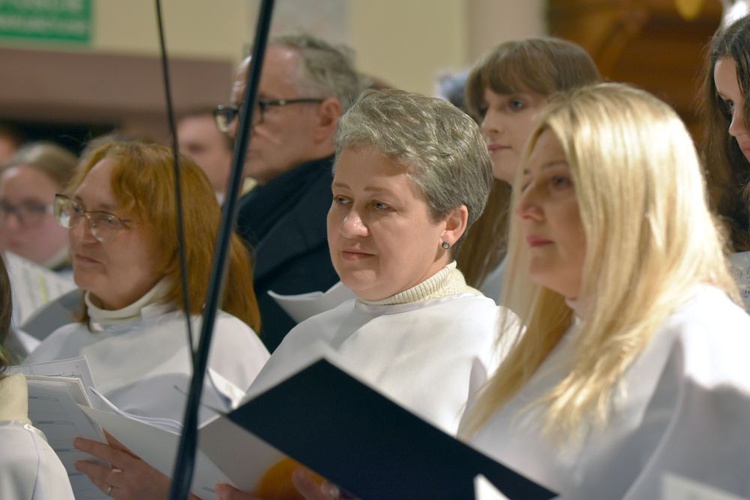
[27,304,270,424]
[250,292,508,435]
[0,374,74,500]
[468,286,750,499]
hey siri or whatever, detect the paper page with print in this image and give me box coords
[79,405,237,500]
[80,342,344,499]
[13,356,105,410]
[267,280,355,323]
[25,375,108,499]
[4,252,76,324]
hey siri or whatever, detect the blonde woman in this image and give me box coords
[461,83,750,498]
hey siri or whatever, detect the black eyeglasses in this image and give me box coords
[213,98,324,132]
[0,200,54,227]
[53,194,133,243]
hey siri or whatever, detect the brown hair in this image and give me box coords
[700,15,750,252]
[70,141,261,332]
[458,37,601,290]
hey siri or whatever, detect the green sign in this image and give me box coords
[0,0,92,44]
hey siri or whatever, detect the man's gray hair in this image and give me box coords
[335,89,493,248]
[272,34,360,112]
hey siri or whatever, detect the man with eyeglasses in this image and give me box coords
[215,34,360,351]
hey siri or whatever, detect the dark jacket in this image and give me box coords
[236,155,339,351]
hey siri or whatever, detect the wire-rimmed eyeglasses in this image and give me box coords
[0,200,54,228]
[53,194,134,243]
[213,98,324,133]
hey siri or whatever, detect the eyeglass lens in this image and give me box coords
[54,195,126,243]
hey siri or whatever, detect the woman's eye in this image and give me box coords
[550,176,572,189]
[332,195,350,206]
[371,200,389,211]
[509,99,525,111]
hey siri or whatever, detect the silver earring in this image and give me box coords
[441,241,450,249]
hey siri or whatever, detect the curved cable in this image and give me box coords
[154,0,195,362]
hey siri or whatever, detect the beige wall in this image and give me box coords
[467,0,545,61]
[349,0,468,94]
[0,0,548,135]
[94,0,249,61]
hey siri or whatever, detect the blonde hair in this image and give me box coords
[462,83,738,441]
[70,141,261,332]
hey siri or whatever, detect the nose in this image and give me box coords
[515,184,544,222]
[728,106,748,139]
[339,209,368,238]
[70,216,97,243]
[481,109,501,137]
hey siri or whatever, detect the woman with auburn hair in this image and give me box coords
[461,84,750,498]
[29,141,268,418]
[457,37,601,300]
[702,14,750,309]
[26,141,270,497]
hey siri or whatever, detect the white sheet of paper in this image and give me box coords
[4,252,76,324]
[79,342,348,498]
[267,280,355,323]
[25,375,107,499]
[662,474,745,500]
[474,475,511,500]
[79,405,230,500]
[13,356,101,409]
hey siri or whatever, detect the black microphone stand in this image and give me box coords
[168,1,275,498]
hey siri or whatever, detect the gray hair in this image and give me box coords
[335,89,493,249]
[2,141,77,190]
[271,34,360,112]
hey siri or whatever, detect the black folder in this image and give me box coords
[227,358,556,499]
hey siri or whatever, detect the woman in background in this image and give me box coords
[29,141,268,421]
[0,142,77,270]
[28,141,270,497]
[702,14,750,310]
[0,255,74,499]
[457,37,601,300]
[462,83,750,498]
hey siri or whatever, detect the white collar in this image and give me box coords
[86,278,173,329]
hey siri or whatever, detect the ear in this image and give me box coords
[441,204,469,248]
[313,97,342,143]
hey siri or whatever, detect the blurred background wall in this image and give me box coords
[0,0,724,152]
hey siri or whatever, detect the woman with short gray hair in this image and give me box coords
[215,89,514,499]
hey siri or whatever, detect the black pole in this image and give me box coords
[168,1,275,498]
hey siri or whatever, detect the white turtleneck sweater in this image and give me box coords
[249,262,510,435]
[0,373,74,499]
[26,280,270,425]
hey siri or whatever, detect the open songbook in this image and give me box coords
[10,357,109,500]
[75,343,555,499]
